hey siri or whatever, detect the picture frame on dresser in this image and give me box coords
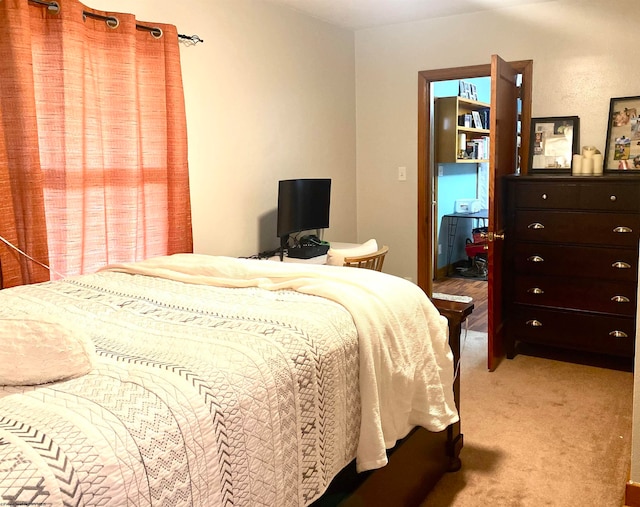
[528,116,580,174]
[603,95,640,172]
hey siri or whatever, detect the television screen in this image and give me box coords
[277,178,331,238]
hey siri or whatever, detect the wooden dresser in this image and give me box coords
[504,175,640,359]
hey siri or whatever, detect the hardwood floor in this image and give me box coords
[433,276,487,333]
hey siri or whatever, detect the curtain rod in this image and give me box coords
[28,0,204,44]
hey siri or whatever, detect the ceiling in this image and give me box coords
[263,0,552,29]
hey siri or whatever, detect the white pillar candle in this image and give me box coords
[582,146,597,158]
[592,153,604,175]
[457,133,467,159]
[582,156,594,175]
[572,154,583,175]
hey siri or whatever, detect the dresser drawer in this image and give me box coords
[510,305,635,357]
[513,242,638,282]
[514,182,579,209]
[513,275,637,316]
[579,182,640,212]
[513,210,640,247]
[512,180,640,212]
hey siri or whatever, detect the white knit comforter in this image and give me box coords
[104,254,459,472]
[3,268,361,506]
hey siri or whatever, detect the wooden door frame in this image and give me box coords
[417,60,533,295]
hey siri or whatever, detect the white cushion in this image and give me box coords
[0,318,96,386]
[326,239,379,266]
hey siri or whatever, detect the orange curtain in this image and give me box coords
[0,0,192,287]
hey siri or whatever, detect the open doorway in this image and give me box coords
[432,77,491,333]
[433,77,491,284]
[417,58,533,368]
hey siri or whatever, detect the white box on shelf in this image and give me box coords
[454,198,481,214]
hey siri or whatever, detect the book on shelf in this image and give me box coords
[458,114,473,128]
[462,136,490,161]
[479,107,490,129]
[458,109,490,130]
[466,114,472,128]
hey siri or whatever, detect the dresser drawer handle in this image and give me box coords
[612,261,631,269]
[527,287,544,294]
[613,226,633,233]
[610,195,617,202]
[527,255,544,263]
[541,193,548,200]
[611,295,630,303]
[527,222,545,230]
[526,319,543,327]
[609,330,628,339]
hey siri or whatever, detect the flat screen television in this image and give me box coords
[277,178,331,259]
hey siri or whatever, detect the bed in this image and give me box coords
[0,254,468,506]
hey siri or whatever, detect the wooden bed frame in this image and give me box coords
[312,298,473,506]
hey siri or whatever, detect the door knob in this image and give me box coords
[479,231,505,241]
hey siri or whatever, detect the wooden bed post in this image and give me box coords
[432,298,474,471]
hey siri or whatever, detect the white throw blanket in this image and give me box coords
[102,254,458,472]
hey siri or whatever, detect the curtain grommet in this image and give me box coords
[105,16,119,29]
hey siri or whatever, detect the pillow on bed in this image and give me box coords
[0,318,96,386]
[326,239,378,266]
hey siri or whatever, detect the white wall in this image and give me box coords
[88,0,358,257]
[355,0,640,279]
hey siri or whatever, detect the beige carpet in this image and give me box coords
[421,329,634,507]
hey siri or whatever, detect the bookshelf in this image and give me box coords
[435,96,490,164]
